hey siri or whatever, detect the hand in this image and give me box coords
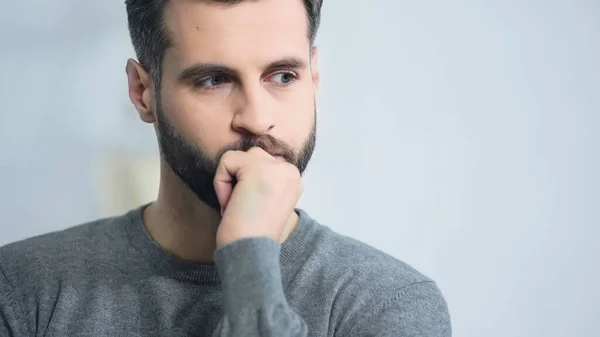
[213,147,303,247]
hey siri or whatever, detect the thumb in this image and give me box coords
[213,151,245,214]
[214,179,233,215]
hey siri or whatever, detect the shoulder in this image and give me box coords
[303,214,432,287]
[0,211,131,288]
[298,211,451,335]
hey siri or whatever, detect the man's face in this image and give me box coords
[156,0,318,211]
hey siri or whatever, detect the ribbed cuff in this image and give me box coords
[214,237,286,317]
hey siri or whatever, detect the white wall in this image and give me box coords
[1,1,598,336]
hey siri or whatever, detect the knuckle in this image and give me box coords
[284,163,301,177]
[248,147,266,155]
[220,151,234,163]
[220,150,241,164]
[279,163,300,183]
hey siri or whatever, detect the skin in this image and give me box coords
[125,0,320,263]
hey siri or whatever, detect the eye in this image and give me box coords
[267,72,297,85]
[195,75,230,89]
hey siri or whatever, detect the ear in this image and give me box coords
[126,59,156,123]
[310,46,320,91]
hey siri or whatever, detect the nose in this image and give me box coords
[231,83,275,135]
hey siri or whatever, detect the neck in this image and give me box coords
[142,161,299,263]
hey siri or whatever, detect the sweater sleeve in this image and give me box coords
[0,264,28,337]
[343,281,452,337]
[211,237,308,337]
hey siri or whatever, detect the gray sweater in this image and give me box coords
[0,206,451,336]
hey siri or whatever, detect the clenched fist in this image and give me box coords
[214,147,304,247]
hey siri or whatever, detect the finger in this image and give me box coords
[214,179,232,215]
[214,150,246,213]
[247,146,277,160]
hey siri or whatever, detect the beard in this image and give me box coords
[155,103,316,212]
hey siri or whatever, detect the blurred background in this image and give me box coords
[1,0,598,336]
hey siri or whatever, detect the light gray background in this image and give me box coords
[1,1,598,336]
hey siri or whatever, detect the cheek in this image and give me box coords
[162,87,235,154]
[274,87,315,148]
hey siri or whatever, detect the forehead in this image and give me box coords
[163,0,310,69]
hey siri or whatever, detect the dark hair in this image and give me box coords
[125,0,323,83]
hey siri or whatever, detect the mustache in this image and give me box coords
[219,134,297,164]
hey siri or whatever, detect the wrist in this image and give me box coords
[216,229,278,248]
[214,237,285,314]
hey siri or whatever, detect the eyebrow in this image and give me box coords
[178,57,308,83]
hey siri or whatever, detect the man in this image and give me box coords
[0,0,451,336]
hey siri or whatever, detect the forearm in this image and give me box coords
[212,237,308,337]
